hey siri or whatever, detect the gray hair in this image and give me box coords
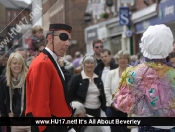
[71,101,86,115]
[130,55,138,62]
[81,54,97,68]
[115,50,130,62]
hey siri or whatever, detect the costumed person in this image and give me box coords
[26,24,73,132]
[112,24,175,132]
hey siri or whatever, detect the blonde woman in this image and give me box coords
[0,53,30,132]
[104,50,130,132]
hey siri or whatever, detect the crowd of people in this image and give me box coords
[0,23,175,132]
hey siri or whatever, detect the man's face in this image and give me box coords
[93,42,103,55]
[16,51,27,61]
[52,30,71,57]
[173,43,175,52]
[170,57,175,67]
[100,51,111,66]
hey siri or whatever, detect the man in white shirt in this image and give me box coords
[94,49,118,86]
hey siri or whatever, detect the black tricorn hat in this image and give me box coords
[49,23,72,33]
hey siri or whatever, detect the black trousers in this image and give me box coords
[27,113,67,132]
[85,107,100,117]
[138,126,175,132]
[31,126,67,132]
[106,107,130,132]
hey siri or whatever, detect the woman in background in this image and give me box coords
[105,50,130,132]
[68,54,106,117]
[0,52,30,132]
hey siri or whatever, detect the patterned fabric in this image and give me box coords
[113,60,175,117]
[28,36,46,56]
[138,126,175,132]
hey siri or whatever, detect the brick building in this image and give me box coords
[84,0,135,55]
[84,0,162,55]
[42,0,88,57]
[131,0,159,54]
[0,0,31,54]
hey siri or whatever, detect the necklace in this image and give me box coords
[119,67,126,78]
[119,69,122,78]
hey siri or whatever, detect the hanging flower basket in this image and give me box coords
[100,12,109,19]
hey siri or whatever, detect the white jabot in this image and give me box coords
[45,47,65,80]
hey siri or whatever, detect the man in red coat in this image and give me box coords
[26,24,73,132]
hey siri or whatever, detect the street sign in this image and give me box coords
[125,30,133,37]
[119,7,130,26]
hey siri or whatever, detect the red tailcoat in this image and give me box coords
[26,49,72,132]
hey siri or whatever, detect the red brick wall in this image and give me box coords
[65,0,88,56]
[135,0,156,10]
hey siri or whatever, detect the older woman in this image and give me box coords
[104,50,130,132]
[0,53,30,132]
[113,24,175,132]
[68,54,106,117]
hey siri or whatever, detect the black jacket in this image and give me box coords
[0,75,7,117]
[0,76,26,117]
[94,59,118,79]
[60,66,72,87]
[68,73,106,111]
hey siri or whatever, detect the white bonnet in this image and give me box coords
[139,24,174,59]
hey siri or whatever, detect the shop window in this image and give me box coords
[110,36,122,55]
[14,12,18,22]
[8,11,11,21]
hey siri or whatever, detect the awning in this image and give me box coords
[131,3,157,24]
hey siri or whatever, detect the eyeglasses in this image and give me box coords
[54,33,71,41]
[95,45,103,49]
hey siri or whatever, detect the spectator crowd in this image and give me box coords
[0,24,175,132]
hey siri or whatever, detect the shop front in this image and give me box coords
[85,25,99,54]
[106,21,123,55]
[85,17,130,55]
[131,3,157,54]
[133,0,175,54]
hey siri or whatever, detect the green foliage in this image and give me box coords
[100,12,109,18]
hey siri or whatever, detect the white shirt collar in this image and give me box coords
[45,47,58,63]
[81,70,98,80]
[45,47,65,80]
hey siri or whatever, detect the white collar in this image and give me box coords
[45,47,58,62]
[81,70,98,80]
[45,47,65,80]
